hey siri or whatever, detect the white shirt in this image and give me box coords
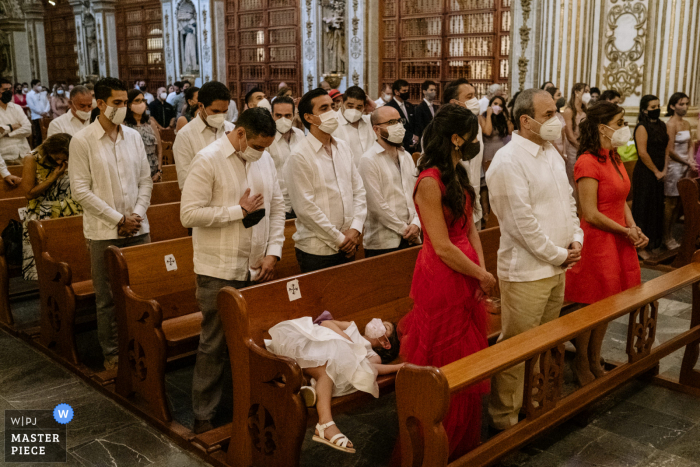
[358,142,421,250]
[143,92,154,104]
[479,96,490,115]
[374,97,389,108]
[460,125,484,224]
[485,132,584,282]
[334,112,377,167]
[173,115,235,189]
[69,120,154,240]
[268,127,305,213]
[285,133,367,256]
[0,102,31,166]
[394,98,409,122]
[166,91,178,105]
[26,90,50,120]
[181,136,285,281]
[226,100,239,123]
[47,110,89,137]
[424,98,435,117]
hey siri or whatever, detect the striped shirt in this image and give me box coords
[180,135,285,281]
[268,126,305,213]
[172,114,235,189]
[333,112,377,167]
[358,142,420,250]
[285,133,367,256]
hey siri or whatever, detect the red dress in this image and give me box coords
[399,168,489,458]
[565,151,641,303]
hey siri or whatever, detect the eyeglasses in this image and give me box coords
[376,118,406,126]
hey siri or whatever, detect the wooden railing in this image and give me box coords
[396,254,700,467]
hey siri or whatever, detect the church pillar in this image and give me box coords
[20,1,49,85]
[90,0,119,78]
[161,1,179,86]
[301,0,319,92]
[0,1,27,83]
[68,0,89,81]
[364,0,379,99]
[346,0,364,89]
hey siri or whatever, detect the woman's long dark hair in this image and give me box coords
[638,94,659,125]
[666,92,689,117]
[577,101,624,163]
[483,95,510,137]
[418,103,479,227]
[182,86,200,119]
[567,82,588,133]
[124,89,149,125]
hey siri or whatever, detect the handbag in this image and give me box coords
[1,219,23,267]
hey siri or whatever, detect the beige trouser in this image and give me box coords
[488,272,566,429]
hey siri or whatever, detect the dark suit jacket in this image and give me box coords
[386,98,417,152]
[414,100,437,141]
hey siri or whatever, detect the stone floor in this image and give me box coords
[1,267,699,466]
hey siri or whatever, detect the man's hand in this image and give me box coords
[339,228,361,254]
[412,135,419,145]
[403,224,421,244]
[118,214,142,237]
[151,172,162,182]
[561,242,582,268]
[256,255,278,283]
[0,126,5,136]
[3,175,21,186]
[239,188,264,215]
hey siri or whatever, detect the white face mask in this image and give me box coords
[104,105,127,125]
[343,107,362,124]
[382,93,392,103]
[257,98,272,112]
[492,104,502,115]
[238,132,264,162]
[527,115,562,141]
[384,123,406,144]
[313,110,339,134]
[203,109,225,129]
[464,97,481,115]
[75,109,92,121]
[57,90,65,96]
[22,88,28,94]
[581,92,592,104]
[159,92,167,100]
[276,117,292,134]
[603,125,631,148]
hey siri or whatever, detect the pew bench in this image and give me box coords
[161,164,177,182]
[27,202,188,365]
[151,181,181,205]
[673,177,699,268]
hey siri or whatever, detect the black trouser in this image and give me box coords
[31,119,42,148]
[364,238,412,258]
[295,248,352,273]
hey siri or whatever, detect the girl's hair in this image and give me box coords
[567,82,588,132]
[577,101,624,163]
[638,94,660,125]
[36,133,72,165]
[666,92,689,117]
[508,91,521,129]
[540,81,554,90]
[483,95,509,137]
[418,104,479,227]
[373,322,400,364]
[124,89,150,125]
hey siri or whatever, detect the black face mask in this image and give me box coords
[0,91,12,104]
[647,108,661,120]
[399,92,410,101]
[556,97,566,110]
[460,140,481,161]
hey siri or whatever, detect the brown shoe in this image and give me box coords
[193,419,213,434]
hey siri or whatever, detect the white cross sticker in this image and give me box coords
[17,207,27,221]
[164,254,177,271]
[287,279,301,302]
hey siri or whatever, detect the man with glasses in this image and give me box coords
[358,105,421,258]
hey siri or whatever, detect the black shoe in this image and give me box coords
[193,419,213,434]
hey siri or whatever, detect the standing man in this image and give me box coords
[359,105,421,257]
[181,108,284,434]
[167,81,187,117]
[0,78,29,183]
[244,88,266,109]
[173,81,235,189]
[333,86,376,166]
[149,87,176,129]
[268,95,304,219]
[486,89,583,430]
[69,77,153,370]
[26,79,50,147]
[386,79,418,152]
[47,85,93,137]
[413,80,437,142]
[374,83,393,109]
[136,80,154,104]
[285,88,366,273]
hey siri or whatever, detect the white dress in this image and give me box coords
[665,130,691,197]
[264,317,379,398]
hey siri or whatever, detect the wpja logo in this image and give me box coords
[4,405,71,463]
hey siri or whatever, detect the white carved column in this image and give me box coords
[364,0,378,98]
[346,0,364,89]
[510,0,539,92]
[302,0,319,92]
[162,1,178,86]
[212,0,226,83]
[197,0,213,83]
[21,1,49,85]
[68,0,88,81]
[91,0,119,78]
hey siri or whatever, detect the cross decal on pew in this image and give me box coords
[166,257,175,267]
[164,254,178,271]
[286,279,301,301]
[289,284,298,296]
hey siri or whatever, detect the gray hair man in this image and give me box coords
[485,88,583,430]
[47,85,93,137]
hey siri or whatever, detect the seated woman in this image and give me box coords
[265,316,402,454]
[20,133,82,280]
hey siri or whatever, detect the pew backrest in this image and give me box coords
[0,177,28,200]
[161,164,177,182]
[0,197,27,228]
[147,202,188,242]
[151,181,181,205]
[8,166,23,177]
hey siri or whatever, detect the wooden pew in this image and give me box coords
[162,141,174,165]
[159,127,175,143]
[394,255,700,467]
[673,177,699,268]
[161,164,177,182]
[8,165,23,177]
[0,197,33,327]
[151,181,181,205]
[193,227,502,463]
[0,175,28,200]
[27,202,188,365]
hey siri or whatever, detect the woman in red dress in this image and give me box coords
[399,104,496,458]
[565,101,648,385]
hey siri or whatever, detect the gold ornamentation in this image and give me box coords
[518,0,532,91]
[307,72,313,91]
[352,69,359,86]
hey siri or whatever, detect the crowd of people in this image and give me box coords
[0,72,697,458]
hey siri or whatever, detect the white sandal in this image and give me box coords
[312,421,355,453]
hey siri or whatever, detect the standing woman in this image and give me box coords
[399,104,495,459]
[632,95,669,259]
[565,102,648,386]
[176,86,200,131]
[50,84,69,119]
[125,89,163,182]
[20,133,82,280]
[663,92,695,249]
[13,83,27,109]
[563,83,591,193]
